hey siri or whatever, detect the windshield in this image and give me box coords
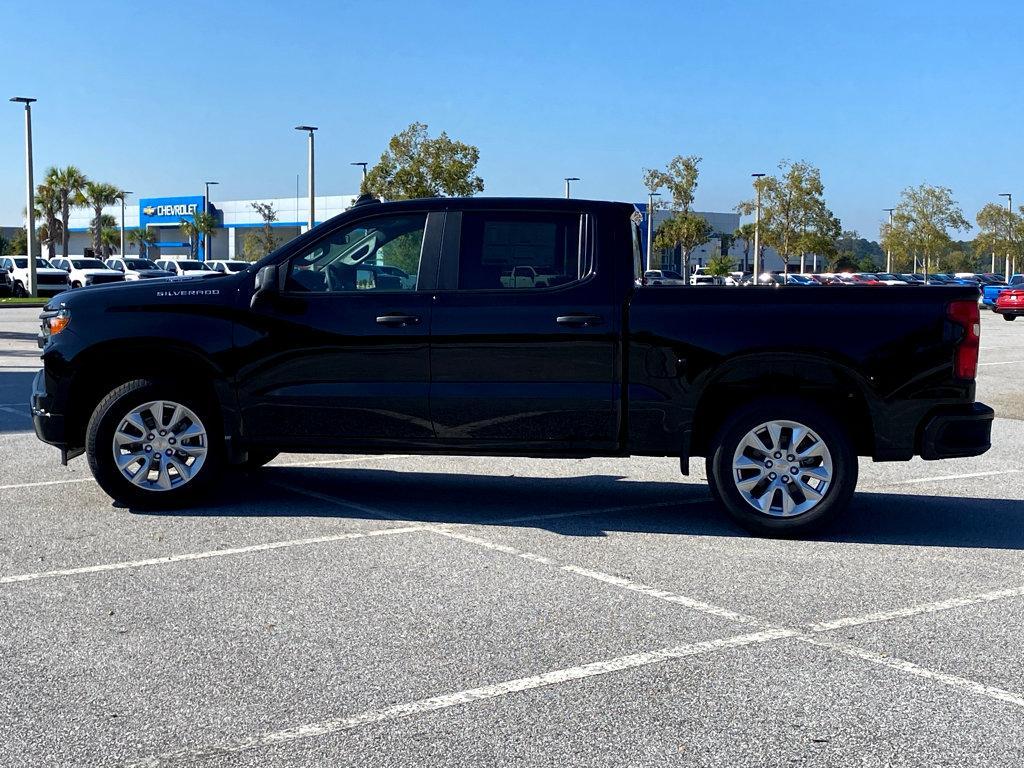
[177,260,212,271]
[71,259,107,269]
[223,262,249,272]
[663,271,684,280]
[125,259,159,270]
[876,273,900,280]
[14,258,53,268]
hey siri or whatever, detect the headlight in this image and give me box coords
[40,308,71,338]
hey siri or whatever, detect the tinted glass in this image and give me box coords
[125,259,158,270]
[177,260,209,270]
[458,211,583,290]
[287,212,426,293]
[72,259,107,269]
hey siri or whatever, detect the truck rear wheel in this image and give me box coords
[86,379,223,509]
[705,398,857,536]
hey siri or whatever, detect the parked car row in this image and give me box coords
[0,257,255,296]
[642,270,1024,290]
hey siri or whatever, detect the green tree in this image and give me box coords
[646,155,709,277]
[890,184,970,276]
[34,180,62,260]
[81,181,122,255]
[653,213,714,276]
[733,222,756,273]
[128,227,156,257]
[705,253,735,278]
[974,202,1023,275]
[242,202,279,259]
[9,227,28,255]
[737,160,838,273]
[0,234,8,256]
[363,122,484,200]
[100,221,121,256]
[941,247,980,274]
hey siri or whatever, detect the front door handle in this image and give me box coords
[556,314,604,327]
[376,313,421,327]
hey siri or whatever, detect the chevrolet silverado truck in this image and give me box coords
[31,197,994,534]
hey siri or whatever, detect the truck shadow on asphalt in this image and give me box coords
[142,465,1024,550]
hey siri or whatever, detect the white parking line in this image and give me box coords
[139,628,798,767]
[0,525,423,585]
[893,469,1020,485]
[978,360,1024,367]
[801,635,1024,708]
[0,477,94,491]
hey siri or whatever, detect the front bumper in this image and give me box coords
[31,368,66,448]
[919,402,994,460]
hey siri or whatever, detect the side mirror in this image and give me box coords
[251,264,280,308]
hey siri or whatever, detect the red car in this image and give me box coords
[995,288,1024,321]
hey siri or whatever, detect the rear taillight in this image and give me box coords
[947,299,980,380]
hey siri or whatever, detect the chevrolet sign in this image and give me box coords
[138,195,206,225]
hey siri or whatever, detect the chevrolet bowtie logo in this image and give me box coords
[142,206,157,216]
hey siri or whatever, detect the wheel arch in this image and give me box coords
[688,352,877,459]
[63,340,238,455]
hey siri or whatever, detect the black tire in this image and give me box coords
[237,449,280,471]
[86,379,223,509]
[13,281,26,298]
[71,280,82,289]
[705,397,858,536]
[1003,314,1016,322]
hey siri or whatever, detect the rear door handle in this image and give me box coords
[556,314,603,327]
[376,313,421,327]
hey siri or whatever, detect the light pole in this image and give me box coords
[11,96,37,296]
[119,191,132,259]
[751,173,765,282]
[1000,193,1013,280]
[203,181,218,261]
[883,208,895,273]
[295,126,318,230]
[646,191,661,274]
[564,177,579,199]
[351,161,368,184]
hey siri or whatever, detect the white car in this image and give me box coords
[105,257,175,281]
[50,257,126,289]
[0,256,71,296]
[644,269,687,286]
[206,259,252,274]
[154,259,218,277]
[690,273,725,286]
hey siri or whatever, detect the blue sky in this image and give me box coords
[2,0,1022,238]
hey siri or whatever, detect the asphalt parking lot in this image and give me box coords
[1,305,1023,767]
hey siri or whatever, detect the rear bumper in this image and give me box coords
[994,306,1024,317]
[919,402,994,460]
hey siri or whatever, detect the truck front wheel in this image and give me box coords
[706,399,857,536]
[85,379,223,508]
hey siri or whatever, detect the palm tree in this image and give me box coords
[81,182,122,255]
[48,166,88,259]
[34,181,63,260]
[128,227,156,257]
[100,225,121,256]
[180,211,218,259]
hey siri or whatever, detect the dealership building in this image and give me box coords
[59,193,359,261]
[12,193,781,272]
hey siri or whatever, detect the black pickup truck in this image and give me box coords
[31,197,993,534]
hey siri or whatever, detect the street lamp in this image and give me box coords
[10,96,37,297]
[351,162,368,183]
[203,181,219,261]
[883,208,895,273]
[999,193,1013,280]
[751,173,766,282]
[646,191,661,274]
[564,177,579,199]
[295,126,318,230]
[119,191,133,259]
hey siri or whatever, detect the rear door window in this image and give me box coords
[455,211,588,290]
